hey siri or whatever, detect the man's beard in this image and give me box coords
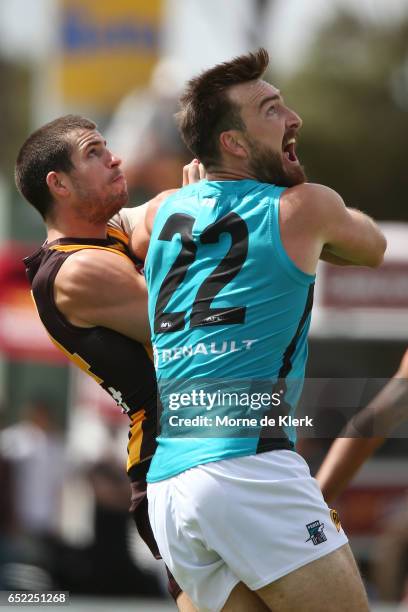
[71,182,128,225]
[247,138,307,187]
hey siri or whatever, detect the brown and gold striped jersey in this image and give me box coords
[24,225,157,483]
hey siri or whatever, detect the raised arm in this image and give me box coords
[130,189,176,261]
[280,183,387,274]
[306,183,386,267]
[316,349,408,505]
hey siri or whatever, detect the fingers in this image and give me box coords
[182,159,204,186]
[198,161,206,179]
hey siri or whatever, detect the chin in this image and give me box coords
[107,203,125,220]
[88,199,127,225]
[109,194,128,214]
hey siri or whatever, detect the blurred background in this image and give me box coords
[0,0,407,609]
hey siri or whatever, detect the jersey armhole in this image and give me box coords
[268,187,316,286]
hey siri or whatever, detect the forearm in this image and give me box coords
[130,189,178,260]
[316,436,384,505]
[317,373,408,504]
[351,377,408,436]
[326,208,386,268]
[320,245,357,266]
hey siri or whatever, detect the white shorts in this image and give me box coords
[147,450,348,612]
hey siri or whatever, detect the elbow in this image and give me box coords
[367,234,387,268]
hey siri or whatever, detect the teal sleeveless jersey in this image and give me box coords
[144,180,315,482]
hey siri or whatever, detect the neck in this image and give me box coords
[46,217,108,242]
[206,161,257,182]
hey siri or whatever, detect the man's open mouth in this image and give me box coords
[283,138,298,164]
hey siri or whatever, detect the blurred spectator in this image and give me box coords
[0,399,65,589]
[0,399,65,540]
[0,444,15,589]
[0,400,163,596]
[59,402,164,596]
[371,495,408,603]
[54,459,161,596]
[105,57,191,201]
[0,418,14,535]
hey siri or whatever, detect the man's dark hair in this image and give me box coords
[15,114,96,219]
[176,48,269,168]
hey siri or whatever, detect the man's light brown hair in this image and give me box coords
[176,48,269,168]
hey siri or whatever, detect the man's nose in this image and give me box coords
[287,108,302,131]
[109,151,122,167]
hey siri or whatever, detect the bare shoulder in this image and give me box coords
[54,248,141,316]
[276,184,347,275]
[56,248,134,291]
[280,183,344,222]
[284,182,340,200]
[281,182,385,268]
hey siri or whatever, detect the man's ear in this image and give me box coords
[46,171,70,199]
[219,130,248,159]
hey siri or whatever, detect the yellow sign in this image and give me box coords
[59,0,162,110]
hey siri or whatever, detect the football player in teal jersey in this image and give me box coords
[134,49,386,611]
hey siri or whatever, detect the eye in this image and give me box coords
[267,105,277,115]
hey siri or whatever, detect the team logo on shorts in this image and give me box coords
[305,520,327,545]
[330,509,341,532]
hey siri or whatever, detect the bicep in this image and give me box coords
[307,185,386,267]
[55,252,151,344]
[323,201,366,251]
[89,272,151,343]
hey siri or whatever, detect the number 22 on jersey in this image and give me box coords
[154,212,248,333]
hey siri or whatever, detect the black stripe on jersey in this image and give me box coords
[278,283,315,380]
[256,282,315,454]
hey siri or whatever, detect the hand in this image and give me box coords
[182,159,206,186]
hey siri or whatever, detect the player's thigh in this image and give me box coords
[256,543,369,612]
[221,582,270,612]
[176,591,197,612]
